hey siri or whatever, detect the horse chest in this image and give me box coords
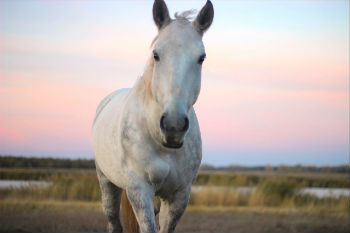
[146,157,170,186]
[146,155,188,193]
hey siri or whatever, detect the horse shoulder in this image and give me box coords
[92,88,131,188]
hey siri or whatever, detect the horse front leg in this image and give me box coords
[126,180,157,233]
[158,188,191,233]
[96,164,123,233]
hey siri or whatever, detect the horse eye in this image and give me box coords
[198,54,206,64]
[153,51,160,61]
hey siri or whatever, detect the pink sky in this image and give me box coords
[0,0,348,165]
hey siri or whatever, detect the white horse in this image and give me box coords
[92,0,213,232]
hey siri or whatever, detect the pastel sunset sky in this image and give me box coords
[0,0,349,166]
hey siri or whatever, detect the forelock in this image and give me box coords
[174,9,196,21]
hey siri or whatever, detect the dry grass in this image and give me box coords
[190,186,349,214]
[189,187,239,206]
[0,169,101,201]
[1,168,349,232]
[1,169,349,213]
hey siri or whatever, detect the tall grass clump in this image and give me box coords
[0,169,101,202]
[253,178,298,206]
[189,187,239,206]
[43,173,101,201]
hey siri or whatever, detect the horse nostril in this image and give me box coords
[160,114,166,131]
[182,117,189,132]
[160,113,188,133]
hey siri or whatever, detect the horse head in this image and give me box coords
[149,0,214,149]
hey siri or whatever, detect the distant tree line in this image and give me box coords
[200,163,350,174]
[0,156,348,173]
[0,155,95,169]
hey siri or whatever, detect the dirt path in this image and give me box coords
[1,205,349,233]
[0,201,350,233]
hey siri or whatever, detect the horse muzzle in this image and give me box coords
[159,112,189,149]
[161,139,183,149]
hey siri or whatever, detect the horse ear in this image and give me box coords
[192,0,214,35]
[153,0,171,30]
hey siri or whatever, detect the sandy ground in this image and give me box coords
[177,209,349,233]
[0,203,349,233]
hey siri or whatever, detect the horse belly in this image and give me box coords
[92,89,130,188]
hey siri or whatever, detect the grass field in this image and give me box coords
[0,168,349,232]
